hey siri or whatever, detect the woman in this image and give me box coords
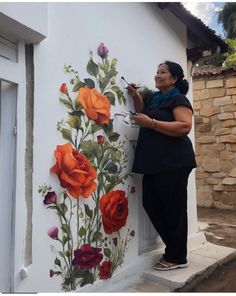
[127,61,196,271]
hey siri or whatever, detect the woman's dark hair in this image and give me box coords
[162,60,189,95]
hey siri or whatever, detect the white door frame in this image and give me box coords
[0,42,27,292]
[0,79,17,292]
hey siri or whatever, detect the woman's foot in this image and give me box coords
[153,258,188,271]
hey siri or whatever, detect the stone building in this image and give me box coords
[193,67,236,209]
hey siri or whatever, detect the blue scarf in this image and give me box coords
[148,87,180,109]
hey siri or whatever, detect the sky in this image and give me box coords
[182,2,225,38]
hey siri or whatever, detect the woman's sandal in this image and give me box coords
[153,259,188,271]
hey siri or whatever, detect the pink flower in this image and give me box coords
[72,244,103,270]
[97,42,109,59]
[43,191,57,205]
[97,135,105,144]
[47,226,59,239]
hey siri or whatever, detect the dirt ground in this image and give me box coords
[190,206,236,292]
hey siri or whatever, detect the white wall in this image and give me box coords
[12,2,198,292]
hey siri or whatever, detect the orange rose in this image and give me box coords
[77,86,111,125]
[50,143,97,198]
[99,190,128,234]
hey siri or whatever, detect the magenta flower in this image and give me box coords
[47,226,59,239]
[97,42,109,59]
[72,244,103,270]
[43,191,57,205]
[97,135,105,144]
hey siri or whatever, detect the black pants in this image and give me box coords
[142,168,192,264]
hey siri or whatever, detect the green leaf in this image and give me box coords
[59,98,74,110]
[62,235,69,245]
[90,123,103,134]
[111,58,117,69]
[47,205,59,211]
[66,115,81,130]
[84,204,93,219]
[61,223,70,234]
[92,231,103,242]
[73,267,85,278]
[103,58,110,74]
[109,132,120,142]
[105,183,115,192]
[104,247,111,258]
[111,149,122,162]
[61,128,73,142]
[103,120,114,137]
[54,257,61,267]
[78,226,86,237]
[87,58,99,77]
[80,270,94,287]
[107,69,118,79]
[84,78,95,88]
[60,203,68,215]
[69,110,84,117]
[104,92,115,105]
[99,77,110,92]
[73,81,85,92]
[80,140,102,161]
[104,162,118,174]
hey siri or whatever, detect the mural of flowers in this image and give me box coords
[38,42,134,291]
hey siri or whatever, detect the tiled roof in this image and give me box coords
[158,2,228,55]
[193,66,236,77]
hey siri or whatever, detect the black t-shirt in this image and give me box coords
[132,94,197,174]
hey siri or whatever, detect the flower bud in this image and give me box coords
[43,191,57,205]
[112,237,118,246]
[49,269,55,278]
[47,226,59,239]
[60,83,68,94]
[97,43,109,59]
[97,135,105,144]
[130,230,135,237]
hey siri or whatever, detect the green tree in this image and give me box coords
[224,38,236,66]
[218,3,236,38]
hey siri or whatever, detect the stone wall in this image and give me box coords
[193,69,236,209]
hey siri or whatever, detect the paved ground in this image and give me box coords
[190,206,236,292]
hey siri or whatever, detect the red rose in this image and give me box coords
[99,260,112,280]
[60,83,68,94]
[72,244,103,270]
[50,143,97,199]
[99,190,128,234]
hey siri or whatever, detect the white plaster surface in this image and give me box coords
[0,2,200,292]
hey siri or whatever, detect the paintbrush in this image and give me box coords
[121,76,141,89]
